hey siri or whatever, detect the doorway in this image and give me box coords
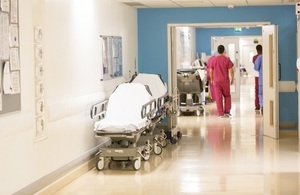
[167,22,279,139]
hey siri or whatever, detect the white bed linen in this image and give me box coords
[94,83,154,132]
[131,73,167,99]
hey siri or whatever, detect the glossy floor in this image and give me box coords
[54,76,300,195]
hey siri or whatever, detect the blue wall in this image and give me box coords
[138,6,297,125]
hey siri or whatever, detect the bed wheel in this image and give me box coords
[153,144,162,155]
[196,107,204,116]
[108,161,114,169]
[142,150,151,161]
[133,159,141,170]
[96,157,105,171]
[170,137,177,145]
[160,139,168,148]
[177,131,183,139]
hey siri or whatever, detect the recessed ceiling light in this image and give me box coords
[228,4,234,9]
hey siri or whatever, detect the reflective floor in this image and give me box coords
[54,76,300,195]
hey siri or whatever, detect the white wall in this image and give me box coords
[0,0,137,194]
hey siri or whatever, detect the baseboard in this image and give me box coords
[278,122,298,138]
[13,141,108,195]
[35,155,97,195]
[279,130,298,137]
[279,121,297,130]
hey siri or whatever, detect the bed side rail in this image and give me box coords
[157,93,169,110]
[141,99,156,119]
[90,100,109,120]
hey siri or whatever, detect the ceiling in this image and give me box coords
[116,0,298,8]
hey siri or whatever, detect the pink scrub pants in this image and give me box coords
[214,81,231,116]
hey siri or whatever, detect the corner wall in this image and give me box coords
[0,0,137,194]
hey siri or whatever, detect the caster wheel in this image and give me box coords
[142,150,151,161]
[160,139,168,148]
[133,159,141,170]
[96,157,104,171]
[108,161,114,169]
[177,131,183,139]
[177,110,181,117]
[197,107,204,116]
[153,144,163,155]
[171,137,177,145]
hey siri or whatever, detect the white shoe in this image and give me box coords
[218,115,226,119]
[225,113,232,117]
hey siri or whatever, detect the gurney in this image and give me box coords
[91,82,164,171]
[131,73,182,145]
[177,68,204,116]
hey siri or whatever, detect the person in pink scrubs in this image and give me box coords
[210,45,234,118]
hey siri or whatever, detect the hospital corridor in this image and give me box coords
[2,1,300,194]
[52,76,300,195]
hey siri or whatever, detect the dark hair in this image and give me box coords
[256,44,262,52]
[217,45,225,54]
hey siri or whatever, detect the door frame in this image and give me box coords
[167,22,281,139]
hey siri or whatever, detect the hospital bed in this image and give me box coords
[130,73,182,145]
[177,68,204,116]
[91,82,167,171]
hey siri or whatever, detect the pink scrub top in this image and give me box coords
[211,55,234,84]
